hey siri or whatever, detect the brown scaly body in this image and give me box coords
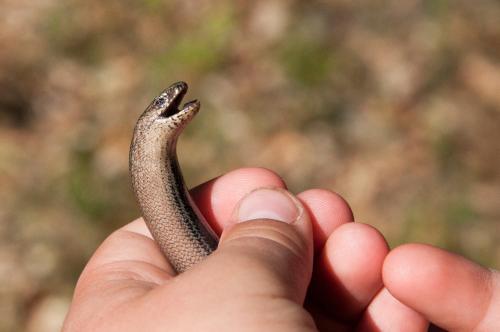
[129,82,218,273]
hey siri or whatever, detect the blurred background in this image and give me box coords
[1,0,499,330]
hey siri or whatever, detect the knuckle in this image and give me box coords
[221,220,309,263]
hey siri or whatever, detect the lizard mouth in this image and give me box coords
[155,81,199,118]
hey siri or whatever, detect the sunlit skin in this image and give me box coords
[63,168,499,331]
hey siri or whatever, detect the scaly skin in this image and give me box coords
[129,81,218,273]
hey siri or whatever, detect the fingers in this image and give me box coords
[85,223,176,277]
[383,244,500,331]
[311,223,389,321]
[356,288,428,332]
[191,167,286,234]
[297,189,354,251]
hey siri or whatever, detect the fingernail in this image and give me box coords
[236,188,301,224]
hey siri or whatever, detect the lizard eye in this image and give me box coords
[154,97,167,108]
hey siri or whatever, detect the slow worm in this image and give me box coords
[129,81,218,273]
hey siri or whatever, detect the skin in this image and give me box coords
[63,168,500,331]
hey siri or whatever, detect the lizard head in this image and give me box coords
[139,81,201,128]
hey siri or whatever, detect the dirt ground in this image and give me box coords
[0,1,499,331]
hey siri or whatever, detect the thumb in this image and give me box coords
[179,187,314,304]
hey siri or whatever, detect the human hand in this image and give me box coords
[63,168,499,331]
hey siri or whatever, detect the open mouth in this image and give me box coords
[156,82,199,118]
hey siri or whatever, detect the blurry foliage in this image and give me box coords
[0,0,499,330]
[67,148,110,219]
[279,33,333,86]
[149,3,234,80]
